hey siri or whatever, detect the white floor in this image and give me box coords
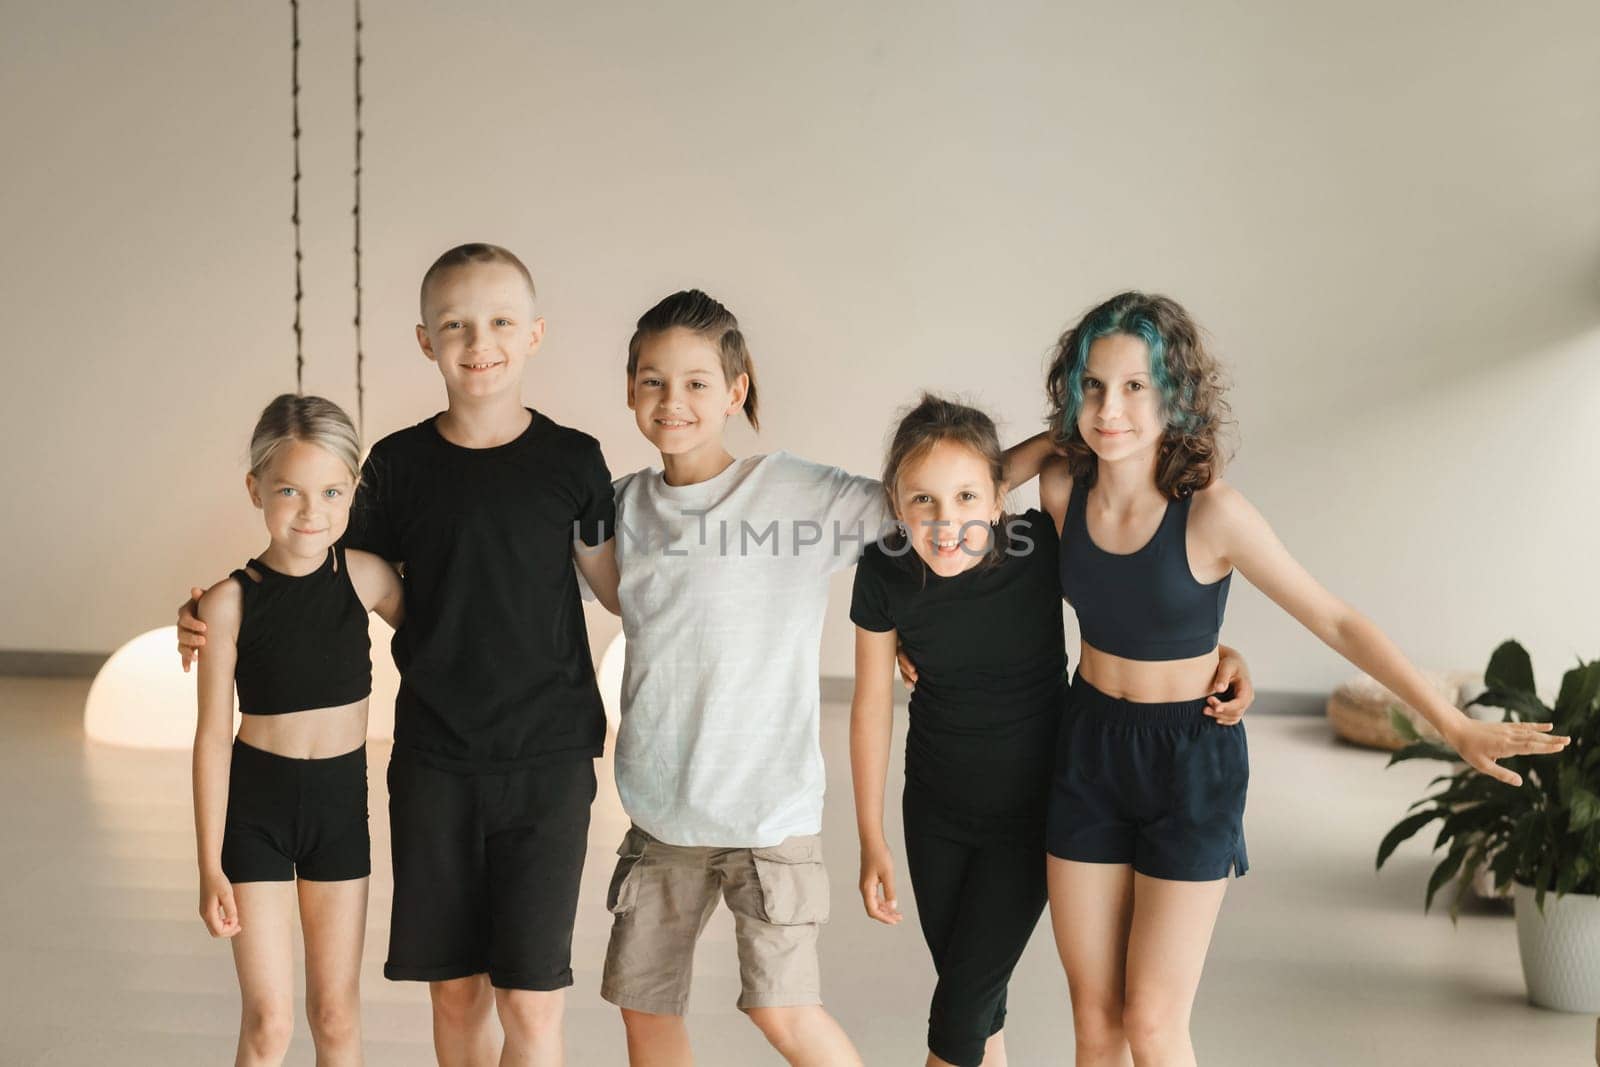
[0,676,1591,1065]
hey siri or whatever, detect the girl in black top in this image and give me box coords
[850,396,1064,1067]
[192,394,402,1065]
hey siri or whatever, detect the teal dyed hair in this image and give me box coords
[1054,292,1198,437]
[1044,291,1232,497]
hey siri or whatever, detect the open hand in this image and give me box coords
[1446,718,1569,787]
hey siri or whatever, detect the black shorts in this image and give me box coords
[1046,675,1248,881]
[384,753,596,991]
[220,739,370,883]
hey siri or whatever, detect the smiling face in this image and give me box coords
[416,261,543,403]
[627,326,748,458]
[246,439,357,565]
[1077,332,1167,464]
[892,438,1003,578]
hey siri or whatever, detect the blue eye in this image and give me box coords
[323,488,342,499]
[277,487,297,497]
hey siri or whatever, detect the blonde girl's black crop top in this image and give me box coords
[1058,482,1231,661]
[229,545,372,715]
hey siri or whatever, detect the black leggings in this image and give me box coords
[902,790,1049,1067]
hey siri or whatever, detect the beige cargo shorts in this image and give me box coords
[599,825,831,1014]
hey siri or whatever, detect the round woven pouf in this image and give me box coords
[1325,670,1481,751]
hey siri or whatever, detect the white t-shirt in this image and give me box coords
[611,451,891,847]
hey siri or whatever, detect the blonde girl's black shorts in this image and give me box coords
[1046,674,1249,881]
[220,738,371,883]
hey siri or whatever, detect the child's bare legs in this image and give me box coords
[299,877,368,1065]
[1048,858,1135,1067]
[230,882,297,1066]
[1122,874,1227,1067]
[745,1005,862,1067]
[928,1031,1007,1066]
[431,976,499,1067]
[620,1009,693,1067]
[495,988,565,1066]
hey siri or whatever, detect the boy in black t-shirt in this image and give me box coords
[181,244,620,1065]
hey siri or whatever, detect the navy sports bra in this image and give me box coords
[230,545,371,715]
[1058,482,1231,661]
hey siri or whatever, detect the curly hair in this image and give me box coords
[1044,291,1233,498]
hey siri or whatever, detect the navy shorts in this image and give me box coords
[1046,675,1248,881]
[221,739,371,883]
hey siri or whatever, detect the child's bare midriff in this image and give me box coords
[236,698,368,759]
[1077,642,1221,704]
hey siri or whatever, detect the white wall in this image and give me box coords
[4,1,1597,691]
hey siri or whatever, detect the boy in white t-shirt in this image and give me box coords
[586,290,877,1065]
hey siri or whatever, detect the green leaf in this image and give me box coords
[1558,859,1581,897]
[1450,839,1487,922]
[1571,788,1600,834]
[1425,845,1469,913]
[1467,686,1552,722]
[1554,661,1600,728]
[1485,641,1536,695]
[1433,803,1512,851]
[1533,851,1557,909]
[1377,809,1442,870]
[1387,742,1459,767]
[1490,843,1518,887]
[1388,705,1421,743]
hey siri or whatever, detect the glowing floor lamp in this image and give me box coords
[82,627,225,748]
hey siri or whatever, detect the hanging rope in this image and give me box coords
[352,0,365,436]
[290,0,304,393]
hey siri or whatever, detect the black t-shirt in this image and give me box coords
[346,409,615,772]
[850,508,1068,840]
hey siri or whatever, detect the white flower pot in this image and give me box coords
[1515,883,1600,1012]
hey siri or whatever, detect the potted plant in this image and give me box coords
[1375,640,1600,1012]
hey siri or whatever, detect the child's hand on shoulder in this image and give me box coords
[199,871,240,938]
[858,840,902,926]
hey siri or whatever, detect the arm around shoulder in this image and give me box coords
[345,548,404,627]
[573,537,621,616]
[1038,454,1073,533]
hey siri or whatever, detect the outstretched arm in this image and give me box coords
[850,626,903,925]
[1206,483,1568,785]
